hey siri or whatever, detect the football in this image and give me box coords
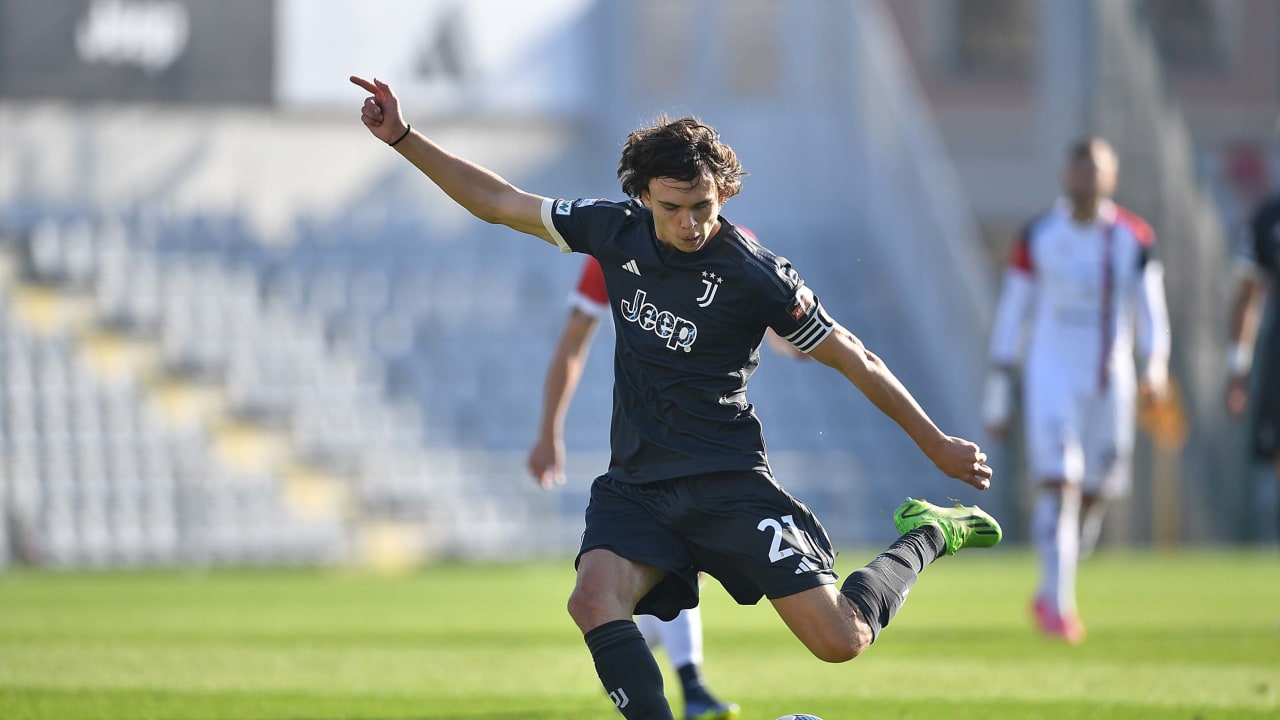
[775,715,824,720]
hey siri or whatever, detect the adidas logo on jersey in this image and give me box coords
[622,259,640,275]
[620,289,697,352]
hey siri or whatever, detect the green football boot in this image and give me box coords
[893,498,1002,555]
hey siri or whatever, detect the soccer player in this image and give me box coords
[529,256,740,720]
[1226,116,1280,544]
[529,252,802,719]
[353,75,1001,720]
[983,138,1171,643]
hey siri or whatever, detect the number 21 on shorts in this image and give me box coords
[758,514,812,562]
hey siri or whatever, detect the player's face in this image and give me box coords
[1064,145,1118,205]
[642,174,723,253]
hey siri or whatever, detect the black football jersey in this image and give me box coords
[544,197,835,484]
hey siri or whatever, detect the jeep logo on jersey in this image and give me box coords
[620,289,697,352]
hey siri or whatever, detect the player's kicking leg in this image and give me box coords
[848,497,1002,637]
[775,498,1001,661]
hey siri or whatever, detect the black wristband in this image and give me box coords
[388,125,411,147]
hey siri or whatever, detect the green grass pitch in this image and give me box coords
[0,549,1276,719]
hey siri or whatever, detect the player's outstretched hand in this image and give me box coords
[350,75,407,145]
[930,436,992,490]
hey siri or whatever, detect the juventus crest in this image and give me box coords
[697,271,723,307]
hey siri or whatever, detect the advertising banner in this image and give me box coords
[277,0,594,115]
[0,0,273,104]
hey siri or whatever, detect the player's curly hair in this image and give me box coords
[617,115,746,201]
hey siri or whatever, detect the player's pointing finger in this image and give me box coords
[349,75,376,93]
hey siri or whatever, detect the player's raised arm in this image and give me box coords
[808,324,993,490]
[350,75,554,244]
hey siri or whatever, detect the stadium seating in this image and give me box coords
[0,2,1012,567]
[0,204,607,567]
[0,193,982,568]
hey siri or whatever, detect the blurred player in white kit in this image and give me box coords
[983,138,1171,643]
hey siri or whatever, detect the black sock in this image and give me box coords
[676,663,712,705]
[840,526,945,642]
[584,620,674,719]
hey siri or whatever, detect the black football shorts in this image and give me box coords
[577,470,838,621]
